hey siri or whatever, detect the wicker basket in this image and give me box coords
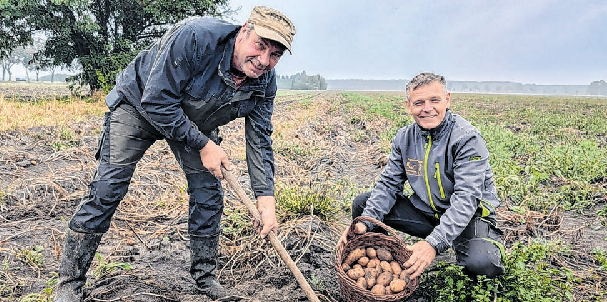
[336,216,419,302]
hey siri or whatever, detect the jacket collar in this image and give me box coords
[418,109,454,141]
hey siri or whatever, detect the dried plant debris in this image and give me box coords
[1,90,605,301]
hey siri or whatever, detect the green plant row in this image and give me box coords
[419,240,605,302]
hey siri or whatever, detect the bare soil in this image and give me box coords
[1,89,606,301]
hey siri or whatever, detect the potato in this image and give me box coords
[356,277,367,289]
[377,248,393,261]
[345,248,366,265]
[376,271,393,286]
[365,267,379,279]
[365,275,376,288]
[385,287,393,295]
[347,267,365,280]
[353,264,362,269]
[380,261,393,274]
[341,263,350,272]
[370,284,385,295]
[358,256,369,267]
[390,279,407,293]
[375,267,383,277]
[399,270,410,283]
[367,258,380,268]
[366,247,377,259]
[390,261,402,275]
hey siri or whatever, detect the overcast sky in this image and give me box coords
[227,0,607,85]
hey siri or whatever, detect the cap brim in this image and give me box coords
[253,24,292,54]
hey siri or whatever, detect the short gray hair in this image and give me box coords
[245,23,255,35]
[406,72,447,100]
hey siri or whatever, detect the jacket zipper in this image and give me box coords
[424,135,439,219]
[434,162,446,199]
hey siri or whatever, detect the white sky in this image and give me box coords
[12,0,607,85]
[227,0,607,85]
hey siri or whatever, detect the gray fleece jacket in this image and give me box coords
[362,110,500,253]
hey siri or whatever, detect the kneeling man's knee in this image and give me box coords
[351,192,371,219]
[456,238,505,279]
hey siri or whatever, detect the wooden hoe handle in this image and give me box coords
[220,166,321,302]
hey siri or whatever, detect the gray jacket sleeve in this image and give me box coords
[362,129,408,221]
[426,133,490,253]
[139,23,210,151]
[245,74,277,197]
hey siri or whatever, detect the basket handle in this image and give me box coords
[347,216,400,241]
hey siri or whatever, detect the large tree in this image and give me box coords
[1,0,231,91]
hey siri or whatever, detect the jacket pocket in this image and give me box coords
[237,99,257,117]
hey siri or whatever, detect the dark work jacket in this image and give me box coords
[107,17,277,197]
[362,110,500,253]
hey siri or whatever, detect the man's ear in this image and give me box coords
[236,22,248,43]
[445,92,452,109]
[240,22,249,34]
[404,99,412,114]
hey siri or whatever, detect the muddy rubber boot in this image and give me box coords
[53,230,103,302]
[190,235,242,301]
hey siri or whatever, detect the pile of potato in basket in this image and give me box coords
[340,246,410,295]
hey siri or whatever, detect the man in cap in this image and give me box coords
[54,6,295,301]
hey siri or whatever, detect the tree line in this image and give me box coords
[277,71,327,90]
[326,79,607,96]
[1,35,58,82]
[1,0,231,91]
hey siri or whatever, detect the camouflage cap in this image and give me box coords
[247,6,296,53]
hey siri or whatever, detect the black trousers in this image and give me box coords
[69,103,223,237]
[352,192,505,278]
